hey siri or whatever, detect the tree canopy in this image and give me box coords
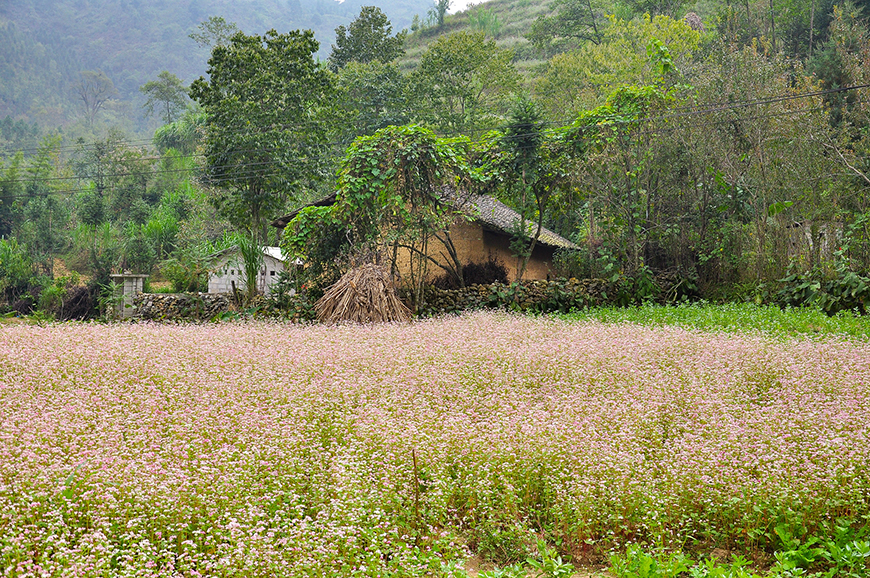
[526,0,604,54]
[188,16,240,49]
[190,29,336,242]
[140,71,189,125]
[73,70,118,128]
[413,31,519,136]
[328,6,406,71]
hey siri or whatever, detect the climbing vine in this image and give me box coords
[286,124,475,309]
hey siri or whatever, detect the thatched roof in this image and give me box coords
[459,193,578,250]
[271,192,578,250]
[315,263,411,324]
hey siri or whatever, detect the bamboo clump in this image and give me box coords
[315,263,412,324]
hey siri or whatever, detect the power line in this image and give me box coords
[0,99,842,189]
[4,83,868,159]
[0,89,867,202]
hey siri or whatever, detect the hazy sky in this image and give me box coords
[448,0,479,13]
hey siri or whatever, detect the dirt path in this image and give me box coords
[463,555,615,577]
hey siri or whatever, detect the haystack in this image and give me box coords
[315,263,412,324]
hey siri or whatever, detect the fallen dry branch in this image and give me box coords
[315,263,411,324]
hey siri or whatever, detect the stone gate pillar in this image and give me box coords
[109,273,149,319]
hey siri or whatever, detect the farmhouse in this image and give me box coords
[207,246,290,296]
[271,192,578,283]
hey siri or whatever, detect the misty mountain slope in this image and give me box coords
[0,0,431,125]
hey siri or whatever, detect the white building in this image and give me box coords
[208,246,292,296]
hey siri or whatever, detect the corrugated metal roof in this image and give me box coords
[262,246,284,261]
[208,246,295,264]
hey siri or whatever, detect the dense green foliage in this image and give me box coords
[1,0,870,322]
[190,29,337,242]
[327,6,407,71]
[564,301,870,339]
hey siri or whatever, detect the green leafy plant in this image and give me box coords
[37,274,81,317]
[633,263,660,303]
[96,281,123,321]
[237,234,264,305]
[820,539,870,577]
[475,522,537,565]
[777,262,869,316]
[686,555,760,578]
[610,544,692,578]
[769,524,827,575]
[478,563,525,578]
[527,539,575,578]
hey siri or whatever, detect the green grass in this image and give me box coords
[561,302,870,340]
[398,0,554,73]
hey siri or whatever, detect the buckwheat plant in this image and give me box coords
[1,312,868,576]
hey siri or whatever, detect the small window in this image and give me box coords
[270,271,275,276]
[231,270,235,275]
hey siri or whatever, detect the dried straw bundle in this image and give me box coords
[315,263,412,324]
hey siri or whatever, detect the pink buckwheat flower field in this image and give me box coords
[1,312,869,576]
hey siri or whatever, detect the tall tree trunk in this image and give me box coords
[433,229,464,288]
[769,0,777,53]
[586,0,601,44]
[517,190,546,284]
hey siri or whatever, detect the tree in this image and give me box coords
[534,14,701,120]
[140,71,189,125]
[21,134,70,277]
[335,60,413,142]
[283,124,472,307]
[188,16,240,49]
[526,0,603,55]
[73,70,118,127]
[489,97,576,283]
[327,6,406,71]
[413,31,519,136]
[429,0,451,28]
[190,29,336,243]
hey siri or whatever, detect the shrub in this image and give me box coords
[0,237,34,302]
[776,264,869,316]
[59,285,95,320]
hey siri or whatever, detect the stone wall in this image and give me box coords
[132,278,622,321]
[134,293,238,321]
[413,278,618,317]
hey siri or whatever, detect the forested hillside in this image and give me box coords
[0,0,431,131]
[2,0,870,322]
